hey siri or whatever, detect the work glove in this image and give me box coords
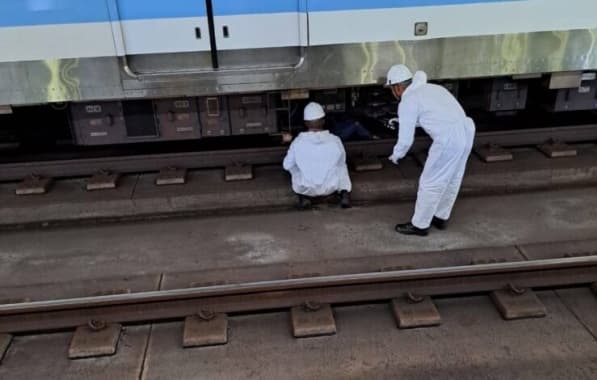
[388,154,400,165]
[387,118,399,130]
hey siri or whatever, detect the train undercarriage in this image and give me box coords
[1,71,596,153]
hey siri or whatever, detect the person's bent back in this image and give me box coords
[283,102,352,209]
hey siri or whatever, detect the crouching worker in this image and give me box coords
[283,102,352,209]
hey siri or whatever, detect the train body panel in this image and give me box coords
[0,22,117,62]
[309,0,597,45]
[1,0,597,105]
[2,1,597,59]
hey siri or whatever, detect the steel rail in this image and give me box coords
[0,124,596,182]
[1,256,596,333]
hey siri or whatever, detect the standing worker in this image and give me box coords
[386,64,475,236]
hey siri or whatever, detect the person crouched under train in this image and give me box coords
[283,102,352,210]
[329,118,372,142]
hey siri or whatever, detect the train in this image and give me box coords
[1,0,597,146]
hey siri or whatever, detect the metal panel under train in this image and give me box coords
[485,79,528,112]
[228,94,277,135]
[70,102,128,146]
[552,83,597,112]
[311,89,347,115]
[153,98,201,140]
[198,97,231,137]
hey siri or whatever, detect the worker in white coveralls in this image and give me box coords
[386,64,475,236]
[283,102,352,210]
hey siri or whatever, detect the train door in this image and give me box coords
[109,0,214,74]
[209,0,307,69]
[110,0,307,76]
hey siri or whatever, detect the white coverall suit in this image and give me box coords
[283,130,352,197]
[391,71,475,229]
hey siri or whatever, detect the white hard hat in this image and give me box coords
[304,102,326,121]
[386,64,413,87]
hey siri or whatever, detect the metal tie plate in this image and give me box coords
[183,313,228,348]
[352,157,383,172]
[15,175,52,196]
[291,303,336,338]
[156,167,187,186]
[391,295,442,328]
[86,171,120,191]
[538,141,578,158]
[474,144,513,163]
[225,164,253,181]
[68,322,122,359]
[0,334,12,363]
[490,288,547,320]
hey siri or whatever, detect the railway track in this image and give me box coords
[0,188,596,375]
[0,253,595,334]
[0,124,596,182]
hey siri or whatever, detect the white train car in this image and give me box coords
[1,0,596,144]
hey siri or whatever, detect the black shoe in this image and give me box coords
[431,216,448,230]
[339,190,351,209]
[297,195,312,210]
[395,222,429,236]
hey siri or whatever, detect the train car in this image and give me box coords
[1,0,597,146]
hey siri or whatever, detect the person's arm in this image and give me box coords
[337,138,347,165]
[283,141,296,171]
[390,96,418,160]
[335,137,352,192]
